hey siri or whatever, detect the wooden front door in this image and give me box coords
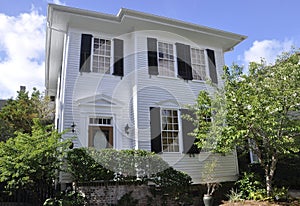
[88,126,113,149]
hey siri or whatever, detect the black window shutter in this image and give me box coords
[150,107,162,153]
[176,43,193,80]
[147,38,159,75]
[113,38,124,77]
[206,49,218,84]
[181,109,200,154]
[79,34,92,72]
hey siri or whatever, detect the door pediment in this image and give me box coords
[76,94,122,108]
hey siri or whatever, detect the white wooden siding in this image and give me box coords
[133,31,238,183]
[61,31,138,151]
[59,29,238,183]
[161,152,239,184]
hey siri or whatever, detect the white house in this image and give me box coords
[45,4,246,185]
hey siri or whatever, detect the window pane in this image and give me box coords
[191,48,206,80]
[158,41,174,77]
[92,38,111,73]
[161,109,179,152]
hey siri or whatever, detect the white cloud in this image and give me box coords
[0,9,45,99]
[244,39,294,66]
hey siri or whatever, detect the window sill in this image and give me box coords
[156,75,208,83]
[191,79,206,83]
[79,72,121,79]
[156,75,178,80]
[161,152,181,154]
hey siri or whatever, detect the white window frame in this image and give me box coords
[191,47,207,81]
[157,41,176,77]
[160,108,180,153]
[91,37,112,74]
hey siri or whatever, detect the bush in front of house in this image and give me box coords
[66,148,171,183]
[66,148,115,182]
[43,190,86,206]
[149,167,193,205]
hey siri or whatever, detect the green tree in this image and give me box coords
[0,119,71,202]
[0,88,53,141]
[191,50,300,196]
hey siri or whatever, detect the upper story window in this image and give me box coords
[158,42,175,77]
[92,38,111,74]
[79,34,124,77]
[191,48,206,81]
[147,37,218,84]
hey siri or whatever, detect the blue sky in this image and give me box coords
[0,0,299,99]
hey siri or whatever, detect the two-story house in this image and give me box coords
[46,4,246,185]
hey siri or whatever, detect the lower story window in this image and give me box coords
[161,109,179,152]
[88,117,113,149]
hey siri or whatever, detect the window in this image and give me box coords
[161,109,179,152]
[88,117,113,149]
[92,38,111,74]
[191,48,206,80]
[150,107,199,154]
[158,42,175,77]
[80,34,124,76]
[89,117,112,125]
[248,139,259,163]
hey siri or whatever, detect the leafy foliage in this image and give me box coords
[201,158,221,195]
[66,148,115,182]
[151,167,192,188]
[0,88,53,141]
[66,148,170,183]
[43,190,86,206]
[190,50,300,195]
[0,119,71,198]
[66,148,193,204]
[117,191,138,206]
[150,167,193,205]
[226,188,244,203]
[236,172,266,200]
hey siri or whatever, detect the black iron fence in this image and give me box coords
[0,182,55,206]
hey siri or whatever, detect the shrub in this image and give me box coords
[236,172,267,200]
[67,148,171,183]
[226,188,244,203]
[272,186,288,202]
[117,191,138,206]
[150,167,193,205]
[66,148,115,182]
[43,190,86,206]
[66,148,193,205]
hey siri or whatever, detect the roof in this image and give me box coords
[46,4,247,95]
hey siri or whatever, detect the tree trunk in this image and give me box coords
[265,155,278,196]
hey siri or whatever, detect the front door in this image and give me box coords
[88,126,113,149]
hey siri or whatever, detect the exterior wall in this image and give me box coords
[132,30,238,183]
[58,26,238,183]
[59,30,137,150]
[161,152,239,184]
